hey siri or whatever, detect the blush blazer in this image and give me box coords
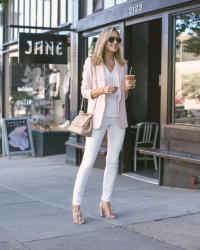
[81,57,128,129]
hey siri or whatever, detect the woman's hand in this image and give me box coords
[103,85,118,94]
[124,79,136,99]
[124,79,136,91]
[91,85,118,98]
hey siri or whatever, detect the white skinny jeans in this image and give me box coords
[72,117,125,205]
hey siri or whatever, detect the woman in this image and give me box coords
[72,27,135,224]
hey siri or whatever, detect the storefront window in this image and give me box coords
[19,0,24,33]
[44,0,50,27]
[37,0,43,29]
[88,35,98,56]
[5,0,73,34]
[24,0,30,33]
[13,0,18,39]
[8,0,14,40]
[80,0,128,18]
[30,0,36,33]
[60,0,66,24]
[51,0,58,27]
[5,53,71,132]
[116,0,127,4]
[93,0,103,12]
[174,10,200,125]
[67,0,72,23]
[87,0,93,15]
[104,0,115,9]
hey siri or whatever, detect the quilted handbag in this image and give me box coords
[67,64,98,137]
[67,110,93,137]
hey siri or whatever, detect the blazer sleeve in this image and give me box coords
[81,57,93,100]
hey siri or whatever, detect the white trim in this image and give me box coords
[122,172,158,185]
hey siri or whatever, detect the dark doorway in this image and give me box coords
[123,19,162,181]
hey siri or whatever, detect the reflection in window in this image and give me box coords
[80,0,128,18]
[93,0,103,12]
[19,0,24,33]
[44,0,50,27]
[68,0,72,22]
[60,0,66,24]
[7,56,71,130]
[8,0,14,40]
[104,0,115,9]
[51,0,58,27]
[13,0,18,39]
[24,0,30,33]
[116,0,127,4]
[88,35,98,56]
[30,0,36,33]
[174,10,200,125]
[87,0,93,15]
[37,0,43,29]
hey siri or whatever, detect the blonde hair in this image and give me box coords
[91,27,126,66]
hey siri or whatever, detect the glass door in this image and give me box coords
[123,18,162,183]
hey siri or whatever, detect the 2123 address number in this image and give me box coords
[128,3,143,15]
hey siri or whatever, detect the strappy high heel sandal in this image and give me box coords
[72,204,85,224]
[99,201,117,219]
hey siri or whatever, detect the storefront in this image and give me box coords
[1,0,73,156]
[68,0,200,188]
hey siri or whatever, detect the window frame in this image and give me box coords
[80,0,129,18]
[170,7,200,127]
[93,0,103,13]
[5,0,71,42]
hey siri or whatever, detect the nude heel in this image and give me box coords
[99,201,117,219]
[72,204,85,224]
[99,203,105,217]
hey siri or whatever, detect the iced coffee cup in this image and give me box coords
[125,74,136,90]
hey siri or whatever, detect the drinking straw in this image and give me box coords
[129,67,133,74]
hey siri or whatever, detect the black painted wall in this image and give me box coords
[148,19,161,124]
[123,19,161,173]
[126,23,149,124]
[126,19,161,125]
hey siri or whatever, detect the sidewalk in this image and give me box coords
[0,155,200,250]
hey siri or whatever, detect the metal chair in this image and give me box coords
[133,122,159,172]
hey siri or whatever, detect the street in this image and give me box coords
[0,155,200,250]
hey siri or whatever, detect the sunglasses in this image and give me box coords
[108,36,122,44]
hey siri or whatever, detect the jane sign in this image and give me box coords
[19,33,69,64]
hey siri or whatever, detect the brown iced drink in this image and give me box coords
[125,74,135,89]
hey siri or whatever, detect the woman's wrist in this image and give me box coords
[99,87,105,95]
[91,89,96,99]
[91,88,105,98]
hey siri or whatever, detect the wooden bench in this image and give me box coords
[65,139,107,165]
[138,147,200,185]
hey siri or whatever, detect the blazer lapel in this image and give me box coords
[115,62,122,103]
[95,63,105,88]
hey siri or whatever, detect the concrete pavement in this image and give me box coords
[0,155,200,250]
